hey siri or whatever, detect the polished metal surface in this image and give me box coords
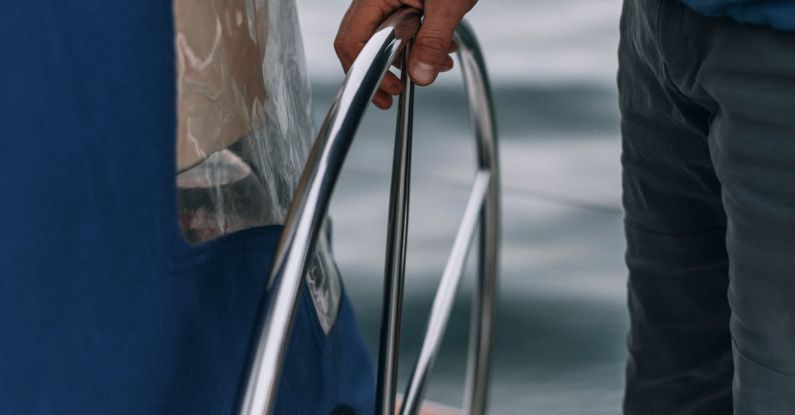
[237,9,499,415]
[455,20,501,415]
[236,9,420,415]
[399,170,491,415]
[400,21,501,415]
[375,44,415,415]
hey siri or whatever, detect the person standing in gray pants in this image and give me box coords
[620,0,795,413]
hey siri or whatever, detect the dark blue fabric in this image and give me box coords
[0,2,374,414]
[681,0,795,31]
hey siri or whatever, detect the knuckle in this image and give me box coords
[333,36,345,55]
[416,31,450,54]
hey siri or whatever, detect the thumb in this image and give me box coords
[408,10,459,86]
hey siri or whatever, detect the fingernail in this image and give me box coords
[410,62,437,84]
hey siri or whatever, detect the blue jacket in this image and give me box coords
[682,0,795,31]
[0,2,374,414]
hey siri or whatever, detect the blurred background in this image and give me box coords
[296,1,626,413]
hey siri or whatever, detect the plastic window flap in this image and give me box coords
[173,0,340,334]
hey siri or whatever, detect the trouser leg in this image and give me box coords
[622,0,795,412]
[695,20,795,415]
[619,1,733,413]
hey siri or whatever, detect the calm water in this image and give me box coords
[298,1,627,413]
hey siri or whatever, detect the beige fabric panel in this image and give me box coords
[174,0,268,171]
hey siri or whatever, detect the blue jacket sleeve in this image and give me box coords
[681,0,795,31]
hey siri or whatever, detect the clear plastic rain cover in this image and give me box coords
[174,0,340,333]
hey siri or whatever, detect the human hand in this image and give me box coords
[335,0,477,109]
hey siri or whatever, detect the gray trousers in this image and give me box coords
[619,1,795,414]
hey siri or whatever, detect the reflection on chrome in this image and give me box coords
[237,8,500,415]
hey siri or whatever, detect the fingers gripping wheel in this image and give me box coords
[237,9,499,415]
